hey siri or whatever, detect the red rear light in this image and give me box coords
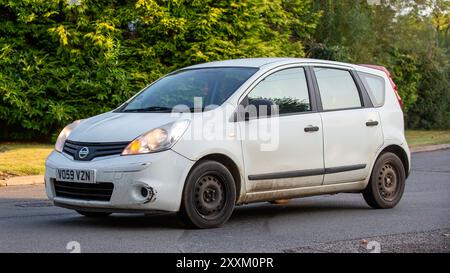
[359,64,403,109]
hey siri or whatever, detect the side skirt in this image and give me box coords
[243,180,366,203]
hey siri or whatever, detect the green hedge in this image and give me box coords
[1,0,449,141]
[0,0,319,140]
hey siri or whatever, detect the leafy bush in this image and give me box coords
[1,0,449,141]
[0,0,319,140]
[407,48,450,129]
[309,0,450,128]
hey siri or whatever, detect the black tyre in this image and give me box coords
[363,152,406,209]
[178,160,236,229]
[76,210,111,218]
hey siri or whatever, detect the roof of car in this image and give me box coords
[183,58,355,69]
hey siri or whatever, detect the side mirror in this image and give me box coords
[248,99,275,118]
[231,97,277,122]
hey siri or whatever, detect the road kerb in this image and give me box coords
[410,143,450,153]
[0,175,44,187]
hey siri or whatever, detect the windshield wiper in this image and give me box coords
[123,106,172,113]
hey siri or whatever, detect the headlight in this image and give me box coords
[55,120,82,152]
[122,120,190,155]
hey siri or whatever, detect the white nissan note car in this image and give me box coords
[45,58,411,228]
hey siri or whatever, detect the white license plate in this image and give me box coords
[56,169,96,183]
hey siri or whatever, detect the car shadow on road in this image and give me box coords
[47,211,185,230]
[231,200,370,221]
[39,197,370,230]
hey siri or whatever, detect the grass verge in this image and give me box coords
[405,130,450,148]
[0,143,53,179]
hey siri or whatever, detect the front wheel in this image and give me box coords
[178,160,236,229]
[363,152,406,209]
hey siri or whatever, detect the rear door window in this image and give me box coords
[313,67,362,111]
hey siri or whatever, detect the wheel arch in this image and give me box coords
[189,153,243,203]
[377,144,410,178]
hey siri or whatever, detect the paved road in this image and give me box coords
[0,150,449,253]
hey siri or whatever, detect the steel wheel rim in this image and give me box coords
[193,174,226,219]
[377,162,399,202]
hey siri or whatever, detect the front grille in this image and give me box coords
[54,180,114,202]
[63,140,129,161]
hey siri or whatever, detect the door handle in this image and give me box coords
[366,120,379,127]
[304,125,320,132]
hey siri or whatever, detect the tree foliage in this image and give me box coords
[308,0,450,128]
[0,0,449,141]
[0,0,319,140]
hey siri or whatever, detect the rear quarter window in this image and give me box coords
[358,72,386,107]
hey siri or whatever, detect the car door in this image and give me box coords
[311,66,383,185]
[237,66,324,193]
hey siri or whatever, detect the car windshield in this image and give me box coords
[122,67,258,112]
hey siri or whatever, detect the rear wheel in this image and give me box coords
[76,210,111,218]
[178,160,236,229]
[363,152,406,209]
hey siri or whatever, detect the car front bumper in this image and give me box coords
[45,149,194,213]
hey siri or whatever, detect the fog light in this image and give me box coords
[140,185,156,204]
[141,187,148,198]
